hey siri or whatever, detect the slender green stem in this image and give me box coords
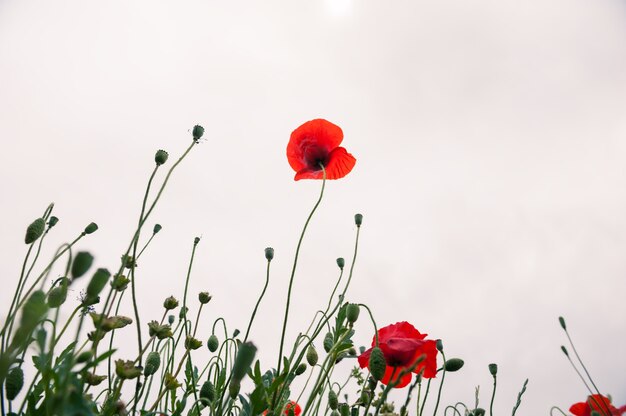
[243,259,271,342]
[489,373,496,416]
[432,351,447,416]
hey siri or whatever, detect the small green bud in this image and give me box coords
[444,358,464,372]
[168,314,175,324]
[153,223,162,234]
[200,380,215,403]
[76,351,92,363]
[558,316,566,330]
[207,334,219,352]
[265,247,274,261]
[306,345,318,366]
[328,390,338,410]
[346,303,360,324]
[111,274,130,291]
[115,360,142,380]
[155,149,169,165]
[194,236,201,245]
[25,218,45,244]
[5,367,24,400]
[84,222,98,235]
[185,336,203,350]
[148,321,173,339]
[488,363,498,376]
[561,345,569,356]
[163,296,179,310]
[83,372,106,386]
[351,407,359,416]
[47,284,68,308]
[348,347,357,356]
[71,251,94,279]
[295,362,307,375]
[354,213,363,227]
[144,352,161,376]
[473,409,486,416]
[336,258,345,269]
[330,411,340,416]
[192,125,205,141]
[436,339,443,352]
[368,347,386,381]
[86,268,110,300]
[48,216,59,228]
[231,342,257,381]
[199,292,212,304]
[233,328,240,337]
[323,332,334,352]
[339,403,350,416]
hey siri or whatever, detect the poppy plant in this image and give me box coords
[357,321,438,388]
[287,119,356,181]
[263,401,302,416]
[570,394,626,416]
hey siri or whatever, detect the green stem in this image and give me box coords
[432,351,447,416]
[243,259,272,342]
[489,373,496,416]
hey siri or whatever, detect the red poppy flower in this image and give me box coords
[263,401,302,416]
[570,394,626,416]
[287,119,356,181]
[357,321,438,388]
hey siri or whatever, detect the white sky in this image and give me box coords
[1,0,625,414]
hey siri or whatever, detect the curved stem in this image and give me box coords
[244,259,272,342]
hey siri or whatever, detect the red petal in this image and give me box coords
[287,119,343,172]
[380,366,413,388]
[372,322,427,346]
[415,340,439,378]
[569,402,590,416]
[358,348,372,369]
[325,147,356,180]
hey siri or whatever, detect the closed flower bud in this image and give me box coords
[155,149,169,166]
[163,296,179,310]
[232,342,257,381]
[168,315,175,324]
[144,352,161,376]
[115,360,142,380]
[436,339,443,352]
[207,334,219,352]
[153,223,162,234]
[328,390,338,410]
[185,336,203,350]
[295,363,307,375]
[200,380,215,403]
[346,303,360,324]
[339,403,350,416]
[229,380,240,399]
[199,292,212,304]
[111,274,130,291]
[265,247,274,261]
[488,363,498,376]
[86,268,111,300]
[84,222,98,235]
[351,407,359,416]
[558,316,566,330]
[192,125,205,141]
[360,389,371,404]
[194,236,201,245]
[349,348,356,356]
[164,372,181,390]
[25,218,45,244]
[368,347,386,381]
[48,216,59,228]
[354,213,363,227]
[47,284,68,308]
[473,409,486,416]
[560,346,569,357]
[103,316,132,331]
[330,411,340,416]
[83,372,107,386]
[71,251,94,279]
[444,358,464,372]
[5,367,24,400]
[323,332,334,352]
[148,321,173,340]
[306,345,318,366]
[336,258,345,269]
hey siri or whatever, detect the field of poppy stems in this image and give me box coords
[0,120,623,416]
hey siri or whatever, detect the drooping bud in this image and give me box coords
[47,282,68,308]
[163,296,179,310]
[444,358,464,372]
[5,367,24,400]
[323,332,334,353]
[153,224,162,234]
[71,251,94,279]
[185,336,203,350]
[306,345,318,366]
[25,218,45,244]
[488,363,498,376]
[48,216,59,228]
[144,352,161,377]
[336,258,345,269]
[115,360,142,380]
[265,247,274,261]
[436,339,443,352]
[111,274,130,291]
[86,268,111,300]
[200,380,215,403]
[354,213,363,227]
[328,390,338,410]
[207,334,219,352]
[229,379,240,399]
[368,347,386,381]
[192,125,205,141]
[346,303,360,324]
[199,292,212,304]
[231,342,257,381]
[558,316,566,330]
[148,321,173,340]
[155,149,169,166]
[84,222,98,235]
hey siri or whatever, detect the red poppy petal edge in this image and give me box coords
[325,147,356,180]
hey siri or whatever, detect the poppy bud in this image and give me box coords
[163,296,179,310]
[71,251,94,279]
[199,292,212,304]
[76,351,92,363]
[207,334,219,352]
[200,380,215,403]
[473,409,485,416]
[295,363,307,375]
[194,236,201,245]
[330,411,340,416]
[155,149,169,166]
[367,376,377,391]
[233,329,240,337]
[560,346,569,357]
[323,332,334,352]
[368,347,386,381]
[339,403,350,416]
[153,224,162,234]
[265,247,274,261]
[144,352,161,376]
[111,274,130,291]
[192,125,205,141]
[444,358,464,372]
[488,363,498,376]
[229,379,240,399]
[86,268,110,300]
[5,367,24,400]
[25,218,45,244]
[436,339,443,352]
[84,222,98,235]
[47,284,68,308]
[328,390,338,410]
[306,345,318,366]
[115,360,142,380]
[360,389,371,404]
[168,315,175,325]
[48,216,59,228]
[185,336,203,350]
[351,408,359,416]
[354,213,363,227]
[558,316,566,330]
[83,372,106,386]
[346,303,360,324]
[232,342,257,381]
[336,258,345,269]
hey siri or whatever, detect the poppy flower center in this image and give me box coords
[301,140,330,170]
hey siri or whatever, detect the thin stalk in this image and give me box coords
[243,259,272,342]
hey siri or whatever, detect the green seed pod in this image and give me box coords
[86,268,111,299]
[306,345,318,366]
[346,303,360,324]
[339,403,350,416]
[328,390,338,410]
[84,222,98,235]
[144,352,161,376]
[207,334,219,352]
[488,363,498,376]
[336,258,345,269]
[561,345,569,356]
[192,125,205,141]
[295,362,307,375]
[153,223,162,234]
[228,379,240,399]
[354,213,363,227]
[155,149,169,166]
[231,342,257,381]
[185,336,203,350]
[76,351,93,364]
[5,367,24,400]
[71,251,94,279]
[163,296,179,310]
[200,380,215,403]
[25,218,45,244]
[199,292,212,304]
[323,332,334,352]
[368,347,386,381]
[47,284,68,308]
[444,358,464,372]
[48,216,59,228]
[265,247,274,261]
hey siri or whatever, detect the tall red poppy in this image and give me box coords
[570,394,626,416]
[287,119,356,181]
[357,321,438,388]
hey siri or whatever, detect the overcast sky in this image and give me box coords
[1,0,626,414]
